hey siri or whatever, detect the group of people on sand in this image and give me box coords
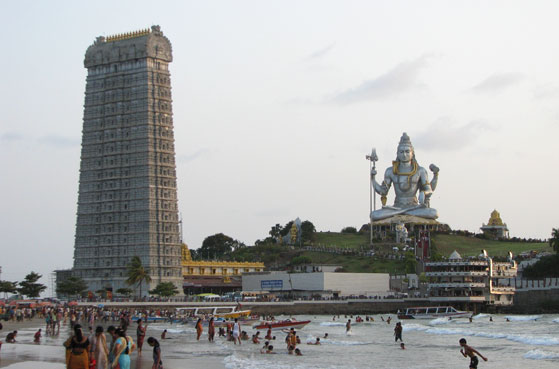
[62,319,162,369]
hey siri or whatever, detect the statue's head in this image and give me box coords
[396,132,415,163]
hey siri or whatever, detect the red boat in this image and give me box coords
[253,319,311,331]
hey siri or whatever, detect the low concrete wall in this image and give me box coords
[505,289,559,313]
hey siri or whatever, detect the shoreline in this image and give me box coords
[0,318,226,369]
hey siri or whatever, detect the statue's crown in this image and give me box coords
[398,132,413,148]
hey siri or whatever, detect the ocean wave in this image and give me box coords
[404,324,559,345]
[523,349,559,360]
[429,318,451,326]
[504,315,541,321]
[326,340,372,346]
[472,313,489,320]
[224,353,340,369]
[552,318,559,323]
[320,322,346,327]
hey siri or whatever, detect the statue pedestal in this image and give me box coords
[371,215,448,240]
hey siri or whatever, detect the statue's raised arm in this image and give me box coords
[370,133,439,221]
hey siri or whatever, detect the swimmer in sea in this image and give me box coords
[506,318,510,322]
[323,333,328,339]
[308,337,320,345]
[346,319,351,333]
[394,322,403,342]
[265,345,276,354]
[34,329,42,343]
[295,348,303,356]
[400,343,405,350]
[459,338,487,369]
[161,329,167,340]
[489,316,493,322]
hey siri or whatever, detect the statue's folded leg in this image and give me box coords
[371,208,398,221]
[406,207,438,219]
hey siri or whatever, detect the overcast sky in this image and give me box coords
[1,1,558,293]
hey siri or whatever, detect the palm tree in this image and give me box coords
[550,228,559,254]
[126,256,152,298]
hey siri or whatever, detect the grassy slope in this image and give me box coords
[313,232,369,249]
[431,234,548,257]
[300,251,406,274]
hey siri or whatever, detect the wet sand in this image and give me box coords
[0,318,225,369]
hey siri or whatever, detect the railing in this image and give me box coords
[429,282,485,288]
[426,271,487,277]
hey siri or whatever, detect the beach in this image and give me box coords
[1,314,559,368]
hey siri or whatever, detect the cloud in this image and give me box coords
[471,73,523,93]
[177,148,210,164]
[38,135,80,148]
[305,43,336,61]
[412,118,493,152]
[0,132,24,142]
[328,56,431,105]
[533,84,559,99]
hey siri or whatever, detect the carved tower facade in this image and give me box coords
[73,26,182,296]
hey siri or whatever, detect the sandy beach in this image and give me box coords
[2,315,559,369]
[0,318,225,369]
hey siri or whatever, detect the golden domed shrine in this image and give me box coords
[181,244,265,295]
[480,210,509,239]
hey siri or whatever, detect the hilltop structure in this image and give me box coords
[480,210,509,239]
[70,26,183,296]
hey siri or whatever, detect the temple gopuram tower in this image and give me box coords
[72,26,182,296]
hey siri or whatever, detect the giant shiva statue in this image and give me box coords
[371,132,439,221]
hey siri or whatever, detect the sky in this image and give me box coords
[1,1,558,294]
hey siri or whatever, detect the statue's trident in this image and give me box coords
[366,148,378,247]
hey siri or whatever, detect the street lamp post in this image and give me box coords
[366,148,378,248]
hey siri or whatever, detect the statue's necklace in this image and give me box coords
[392,160,418,191]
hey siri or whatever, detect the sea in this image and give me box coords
[1,314,559,369]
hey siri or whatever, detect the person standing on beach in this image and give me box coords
[394,322,403,342]
[208,317,215,342]
[232,318,241,345]
[459,338,488,368]
[64,324,90,369]
[106,326,117,365]
[265,324,272,340]
[147,337,162,369]
[195,318,203,341]
[92,326,109,369]
[136,320,146,354]
[112,328,135,369]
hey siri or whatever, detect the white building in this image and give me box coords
[242,271,389,298]
[425,250,517,305]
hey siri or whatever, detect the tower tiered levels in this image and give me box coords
[72,26,182,295]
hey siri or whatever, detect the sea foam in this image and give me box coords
[403,323,559,345]
[320,322,346,327]
[523,349,559,360]
[504,315,542,321]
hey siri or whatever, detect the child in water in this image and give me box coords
[459,338,487,368]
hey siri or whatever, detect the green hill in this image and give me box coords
[430,234,547,257]
[312,231,547,257]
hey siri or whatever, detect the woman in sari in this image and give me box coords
[112,328,135,369]
[64,324,90,369]
[195,318,203,341]
[93,326,109,369]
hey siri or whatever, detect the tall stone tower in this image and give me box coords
[72,26,183,296]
